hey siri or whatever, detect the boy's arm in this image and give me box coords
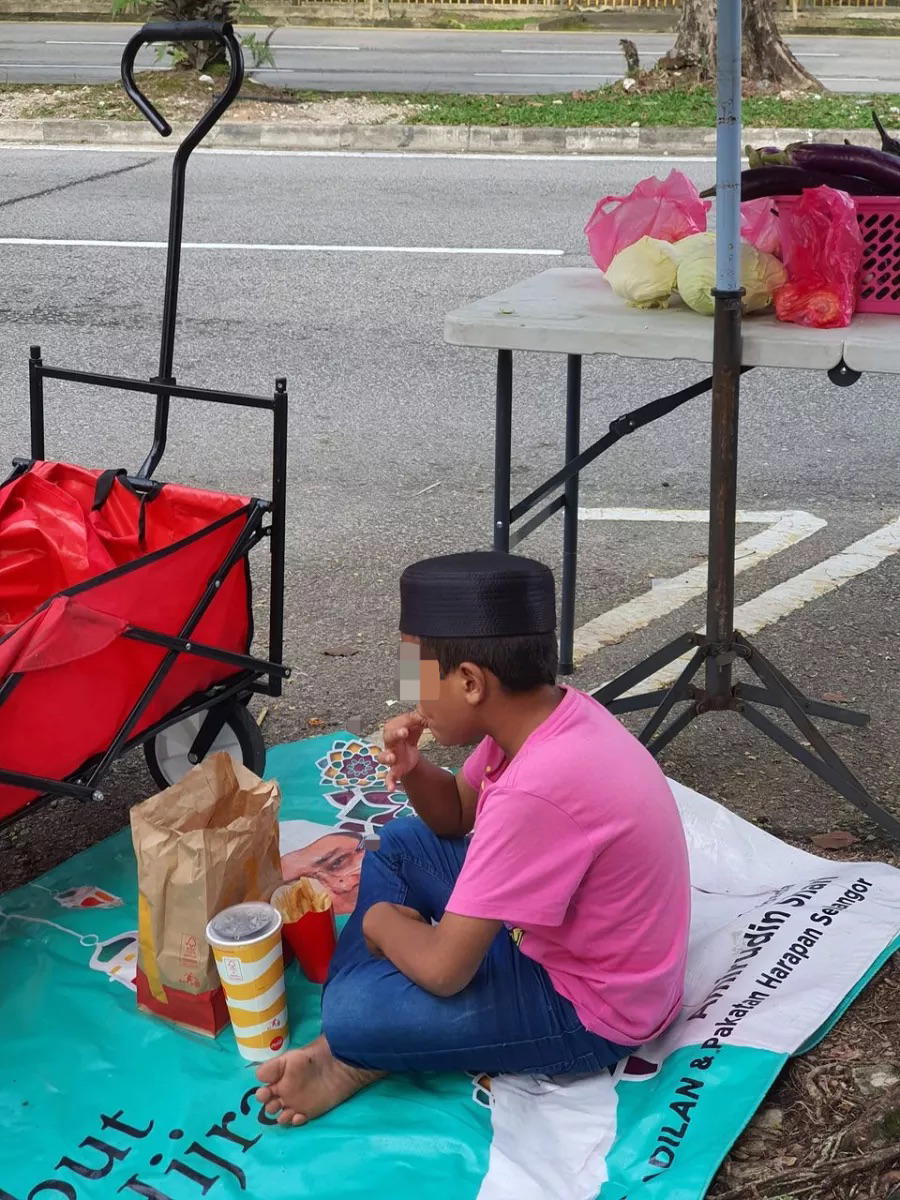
[401,760,478,839]
[363,903,501,997]
[378,711,478,838]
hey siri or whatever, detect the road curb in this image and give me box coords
[0,119,884,155]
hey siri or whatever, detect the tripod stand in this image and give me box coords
[593,293,900,841]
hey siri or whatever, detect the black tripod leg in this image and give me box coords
[594,631,701,707]
[602,689,672,715]
[738,641,900,839]
[740,703,900,839]
[637,649,707,745]
[646,704,699,758]
[734,683,870,728]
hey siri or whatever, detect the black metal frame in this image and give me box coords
[0,21,291,824]
[491,349,745,673]
[120,18,246,479]
[491,329,900,841]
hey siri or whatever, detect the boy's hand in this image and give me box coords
[378,711,428,793]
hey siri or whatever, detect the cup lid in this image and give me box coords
[207,902,280,945]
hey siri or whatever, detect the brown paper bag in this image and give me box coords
[130,751,282,1036]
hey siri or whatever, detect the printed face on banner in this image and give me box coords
[281,831,366,916]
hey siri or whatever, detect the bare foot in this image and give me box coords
[255,1035,385,1127]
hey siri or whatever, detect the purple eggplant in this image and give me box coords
[699,166,889,201]
[872,110,900,157]
[763,142,900,190]
[745,144,781,169]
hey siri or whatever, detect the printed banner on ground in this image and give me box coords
[1,735,897,1200]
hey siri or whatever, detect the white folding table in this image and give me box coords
[444,267,900,838]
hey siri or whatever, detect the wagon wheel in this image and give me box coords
[143,701,265,790]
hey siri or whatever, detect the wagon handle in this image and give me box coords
[120,21,245,479]
[121,21,244,144]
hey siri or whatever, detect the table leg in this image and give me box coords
[559,355,582,675]
[493,349,513,552]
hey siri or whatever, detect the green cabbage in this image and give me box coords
[675,236,787,316]
[604,236,678,310]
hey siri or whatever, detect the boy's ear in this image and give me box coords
[458,662,488,705]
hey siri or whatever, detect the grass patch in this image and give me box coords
[431,17,540,29]
[277,12,538,29]
[4,73,900,131]
[781,16,900,36]
[406,87,900,129]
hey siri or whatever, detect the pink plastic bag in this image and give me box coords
[741,197,781,258]
[774,187,863,329]
[585,171,710,272]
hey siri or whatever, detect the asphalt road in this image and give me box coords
[1,145,899,888]
[1,22,900,93]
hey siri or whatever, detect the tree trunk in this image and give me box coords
[661,0,820,92]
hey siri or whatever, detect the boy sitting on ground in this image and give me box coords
[256,550,690,1126]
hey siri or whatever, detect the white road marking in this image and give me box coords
[0,236,563,256]
[0,146,719,164]
[278,45,361,51]
[573,508,826,663]
[819,77,895,86]
[500,49,625,56]
[474,72,618,79]
[40,40,361,50]
[0,63,133,69]
[600,514,900,695]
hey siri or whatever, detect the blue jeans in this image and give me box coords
[321,817,634,1075]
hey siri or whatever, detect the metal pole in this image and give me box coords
[559,354,581,675]
[269,377,288,696]
[493,350,513,552]
[28,345,45,461]
[714,0,742,300]
[138,147,188,478]
[705,0,744,702]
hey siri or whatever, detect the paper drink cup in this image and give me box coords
[206,902,290,1063]
[272,878,337,985]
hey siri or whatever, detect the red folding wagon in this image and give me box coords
[0,21,290,825]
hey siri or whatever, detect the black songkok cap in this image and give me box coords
[399,551,556,639]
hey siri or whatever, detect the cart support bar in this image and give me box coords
[123,627,290,678]
[84,502,267,784]
[0,769,100,803]
[33,364,278,411]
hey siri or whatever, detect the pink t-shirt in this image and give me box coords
[446,686,690,1046]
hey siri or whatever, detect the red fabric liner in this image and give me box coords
[0,462,254,820]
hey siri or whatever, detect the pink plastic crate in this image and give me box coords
[776,195,900,315]
[855,197,900,313]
